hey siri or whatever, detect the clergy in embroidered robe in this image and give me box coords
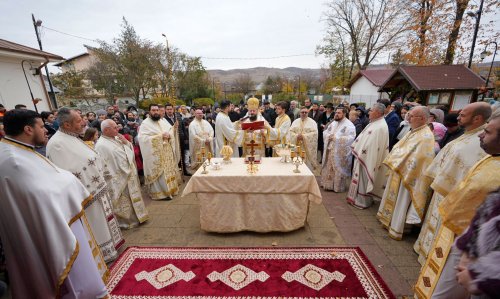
[237,98,270,158]
[47,108,124,263]
[96,119,149,229]
[377,106,435,240]
[346,103,389,209]
[215,100,245,157]
[414,102,491,264]
[266,101,291,151]
[414,110,500,299]
[138,104,180,200]
[289,106,320,175]
[189,109,215,170]
[321,107,356,192]
[0,110,108,299]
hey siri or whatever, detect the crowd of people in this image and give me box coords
[0,95,499,298]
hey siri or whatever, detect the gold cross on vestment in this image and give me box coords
[246,140,259,156]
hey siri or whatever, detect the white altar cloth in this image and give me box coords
[182,157,322,232]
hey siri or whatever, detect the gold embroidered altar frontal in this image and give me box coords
[182,158,322,232]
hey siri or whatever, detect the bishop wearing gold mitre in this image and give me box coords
[235,97,269,160]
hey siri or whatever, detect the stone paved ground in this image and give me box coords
[119,179,420,298]
[0,177,420,299]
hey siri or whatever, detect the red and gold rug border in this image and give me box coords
[108,246,395,299]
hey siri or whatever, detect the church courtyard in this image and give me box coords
[119,179,420,297]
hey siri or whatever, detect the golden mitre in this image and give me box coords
[247,97,260,110]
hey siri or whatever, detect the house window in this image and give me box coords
[438,93,451,104]
[428,93,439,105]
[452,92,472,111]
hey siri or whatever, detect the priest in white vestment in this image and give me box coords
[47,108,124,263]
[413,102,490,264]
[321,106,356,192]
[346,103,389,209]
[215,100,245,157]
[189,109,215,171]
[138,104,180,200]
[0,109,108,299]
[236,97,270,158]
[377,106,435,240]
[289,106,320,175]
[96,119,149,229]
[266,101,291,151]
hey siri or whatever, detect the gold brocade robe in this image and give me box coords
[237,114,269,158]
[267,114,291,149]
[137,117,179,200]
[413,125,486,263]
[376,125,435,236]
[414,155,500,299]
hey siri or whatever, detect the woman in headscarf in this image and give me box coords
[430,108,445,124]
[429,122,447,154]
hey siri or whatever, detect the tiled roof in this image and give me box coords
[380,65,485,91]
[0,38,63,61]
[347,69,394,88]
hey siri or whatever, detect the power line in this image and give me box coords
[41,26,317,60]
[41,25,98,43]
[200,54,315,60]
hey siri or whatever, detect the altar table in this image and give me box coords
[182,157,322,232]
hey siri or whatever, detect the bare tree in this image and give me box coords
[232,73,255,95]
[321,0,409,70]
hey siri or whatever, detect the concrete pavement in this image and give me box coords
[120,179,420,297]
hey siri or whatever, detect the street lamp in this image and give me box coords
[480,41,498,101]
[466,0,484,68]
[161,33,175,100]
[31,13,58,109]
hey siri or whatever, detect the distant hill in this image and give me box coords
[206,62,499,86]
[207,67,322,84]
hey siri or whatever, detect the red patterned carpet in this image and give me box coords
[107,247,395,299]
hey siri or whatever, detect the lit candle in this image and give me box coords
[207,152,212,159]
[291,150,296,158]
[301,150,305,159]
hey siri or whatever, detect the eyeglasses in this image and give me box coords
[300,111,308,114]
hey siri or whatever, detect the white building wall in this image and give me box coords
[0,56,51,111]
[349,76,389,107]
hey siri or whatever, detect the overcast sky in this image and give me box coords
[1,0,332,71]
[2,0,497,73]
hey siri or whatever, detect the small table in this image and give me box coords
[182,158,322,232]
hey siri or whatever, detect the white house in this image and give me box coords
[347,69,393,107]
[0,39,63,111]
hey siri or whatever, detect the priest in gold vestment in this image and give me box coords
[138,104,180,200]
[414,108,500,299]
[414,102,491,264]
[96,119,149,229]
[289,106,320,175]
[377,106,435,240]
[236,97,269,158]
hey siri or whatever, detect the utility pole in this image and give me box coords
[32,13,58,109]
[467,0,484,68]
